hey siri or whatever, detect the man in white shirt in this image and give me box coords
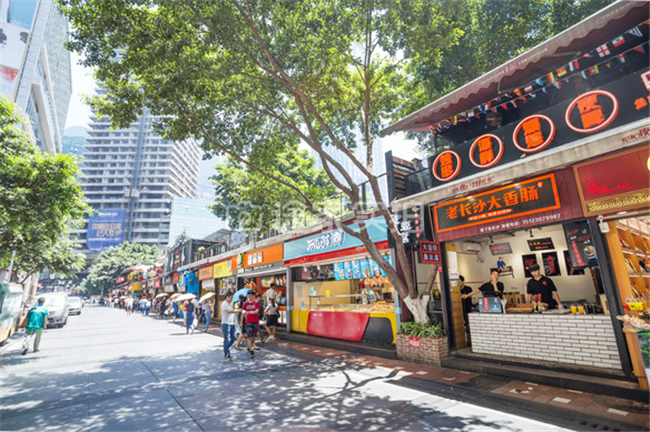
[220,292,237,360]
[264,283,278,305]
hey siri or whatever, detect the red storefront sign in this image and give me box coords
[573,146,650,216]
[172,273,179,284]
[408,337,421,348]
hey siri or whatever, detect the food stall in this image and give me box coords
[285,216,398,344]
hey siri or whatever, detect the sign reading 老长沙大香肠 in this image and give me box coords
[433,174,561,235]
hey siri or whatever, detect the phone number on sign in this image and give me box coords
[520,213,562,225]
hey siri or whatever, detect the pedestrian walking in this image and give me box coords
[126,297,134,315]
[256,293,268,344]
[242,290,261,356]
[221,292,237,359]
[158,298,168,319]
[172,300,179,322]
[184,299,196,334]
[21,297,48,355]
[265,298,279,341]
[202,299,212,332]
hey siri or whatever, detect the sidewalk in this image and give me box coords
[155,315,648,431]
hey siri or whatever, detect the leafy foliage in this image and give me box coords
[402,0,615,153]
[212,142,336,234]
[80,242,161,295]
[397,321,446,338]
[0,98,89,279]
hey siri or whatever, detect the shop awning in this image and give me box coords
[380,0,646,136]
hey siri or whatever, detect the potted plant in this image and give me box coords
[396,321,447,366]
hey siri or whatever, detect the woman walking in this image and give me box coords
[202,299,212,332]
[265,298,279,341]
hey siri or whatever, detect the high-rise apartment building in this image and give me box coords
[75,96,201,251]
[0,0,72,154]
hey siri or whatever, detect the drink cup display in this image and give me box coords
[578,305,585,314]
[570,305,577,314]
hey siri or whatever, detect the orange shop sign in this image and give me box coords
[198,265,214,281]
[242,244,283,268]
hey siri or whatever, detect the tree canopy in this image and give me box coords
[0,98,89,280]
[212,142,336,235]
[401,0,614,153]
[80,242,161,295]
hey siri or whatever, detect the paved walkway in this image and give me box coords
[0,306,584,431]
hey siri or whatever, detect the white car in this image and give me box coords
[68,296,82,315]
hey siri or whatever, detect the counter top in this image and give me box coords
[468,313,622,371]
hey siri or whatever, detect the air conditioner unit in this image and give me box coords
[462,242,482,253]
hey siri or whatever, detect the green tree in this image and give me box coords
[401,0,614,153]
[60,0,482,322]
[81,242,160,295]
[212,142,336,235]
[0,98,89,281]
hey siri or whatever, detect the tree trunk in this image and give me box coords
[403,295,430,324]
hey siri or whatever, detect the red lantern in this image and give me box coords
[156,268,163,274]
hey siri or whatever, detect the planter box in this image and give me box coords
[396,333,448,367]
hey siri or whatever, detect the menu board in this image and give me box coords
[331,254,392,281]
[489,242,512,256]
[562,220,596,269]
[527,238,555,251]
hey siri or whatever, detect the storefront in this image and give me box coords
[284,217,398,344]
[573,146,650,388]
[213,257,237,320]
[237,244,288,325]
[380,3,648,389]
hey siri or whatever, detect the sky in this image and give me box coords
[64,53,422,162]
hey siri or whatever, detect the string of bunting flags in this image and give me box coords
[428,21,650,135]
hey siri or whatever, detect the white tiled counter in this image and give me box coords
[468,313,622,370]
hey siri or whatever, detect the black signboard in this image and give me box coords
[563,220,597,269]
[427,69,650,188]
[434,174,560,233]
[489,242,513,255]
[527,237,555,251]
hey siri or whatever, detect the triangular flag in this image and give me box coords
[612,35,625,47]
[556,66,567,77]
[596,44,610,57]
[524,85,533,93]
[579,70,589,79]
[627,27,643,38]
[514,88,522,97]
[605,61,612,68]
[547,72,555,83]
[534,78,543,86]
[617,53,627,63]
[510,99,518,108]
[501,103,508,111]
[568,59,580,71]
[633,44,646,53]
[589,65,599,75]
[553,80,562,89]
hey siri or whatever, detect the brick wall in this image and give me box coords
[468,314,622,370]
[396,334,448,367]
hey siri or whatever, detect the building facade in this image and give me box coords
[167,196,228,245]
[74,93,201,251]
[0,0,72,154]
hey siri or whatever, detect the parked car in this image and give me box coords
[39,292,69,328]
[69,296,82,315]
[0,283,23,346]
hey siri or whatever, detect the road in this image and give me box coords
[0,306,570,431]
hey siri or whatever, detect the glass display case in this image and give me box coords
[308,294,395,313]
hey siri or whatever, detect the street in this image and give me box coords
[0,307,570,431]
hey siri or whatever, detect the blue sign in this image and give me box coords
[284,216,388,261]
[87,209,127,251]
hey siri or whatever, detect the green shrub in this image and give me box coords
[397,321,445,338]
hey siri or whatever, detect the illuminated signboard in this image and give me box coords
[427,69,650,188]
[433,174,560,233]
[489,242,513,256]
[527,238,555,251]
[420,241,442,264]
